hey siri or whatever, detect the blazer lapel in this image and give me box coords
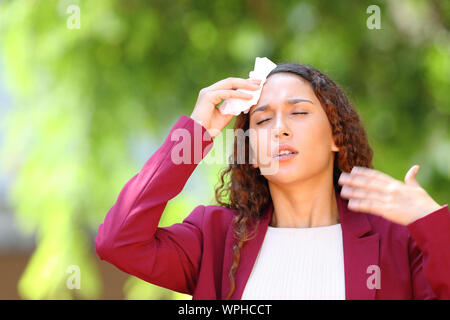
[221,203,273,300]
[221,189,380,300]
[336,189,380,300]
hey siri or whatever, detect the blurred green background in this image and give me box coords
[0,0,448,299]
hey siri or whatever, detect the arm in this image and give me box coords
[407,204,450,299]
[336,165,449,299]
[94,115,214,295]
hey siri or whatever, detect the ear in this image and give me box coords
[331,140,339,152]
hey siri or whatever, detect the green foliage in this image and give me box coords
[0,0,448,299]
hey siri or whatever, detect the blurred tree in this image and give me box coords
[0,0,448,299]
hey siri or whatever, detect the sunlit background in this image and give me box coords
[0,0,448,299]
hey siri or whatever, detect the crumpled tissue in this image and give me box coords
[219,57,277,116]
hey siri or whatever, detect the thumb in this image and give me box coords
[404,165,421,187]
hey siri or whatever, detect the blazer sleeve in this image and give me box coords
[94,115,214,295]
[407,204,450,300]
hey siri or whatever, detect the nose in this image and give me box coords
[272,115,292,139]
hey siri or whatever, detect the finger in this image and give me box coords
[350,166,396,185]
[204,89,254,105]
[207,77,261,91]
[340,185,389,203]
[338,172,390,193]
[348,198,386,216]
[404,165,421,187]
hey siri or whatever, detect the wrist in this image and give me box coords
[189,115,216,140]
[412,202,443,224]
[190,114,202,126]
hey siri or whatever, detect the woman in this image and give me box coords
[95,63,450,300]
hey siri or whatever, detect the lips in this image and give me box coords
[272,144,299,158]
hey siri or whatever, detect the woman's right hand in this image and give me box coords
[190,77,262,138]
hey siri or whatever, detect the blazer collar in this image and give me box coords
[222,188,380,300]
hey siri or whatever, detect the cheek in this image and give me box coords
[301,116,333,146]
[298,122,335,164]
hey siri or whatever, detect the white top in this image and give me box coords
[241,223,346,300]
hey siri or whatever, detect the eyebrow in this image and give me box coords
[250,98,314,115]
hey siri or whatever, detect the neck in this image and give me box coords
[268,169,339,228]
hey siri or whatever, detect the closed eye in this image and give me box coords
[256,112,308,125]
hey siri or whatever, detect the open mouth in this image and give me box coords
[273,151,298,160]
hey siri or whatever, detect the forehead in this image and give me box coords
[249,72,314,113]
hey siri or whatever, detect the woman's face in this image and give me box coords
[248,72,339,184]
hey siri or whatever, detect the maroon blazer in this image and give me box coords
[95,115,450,300]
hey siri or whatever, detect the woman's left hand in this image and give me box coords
[338,165,442,226]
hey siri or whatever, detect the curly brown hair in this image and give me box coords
[214,63,374,300]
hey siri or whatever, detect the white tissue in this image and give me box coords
[219,57,277,116]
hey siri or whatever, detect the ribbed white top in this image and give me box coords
[241,223,346,300]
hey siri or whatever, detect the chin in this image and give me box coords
[261,162,303,182]
[265,173,302,186]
